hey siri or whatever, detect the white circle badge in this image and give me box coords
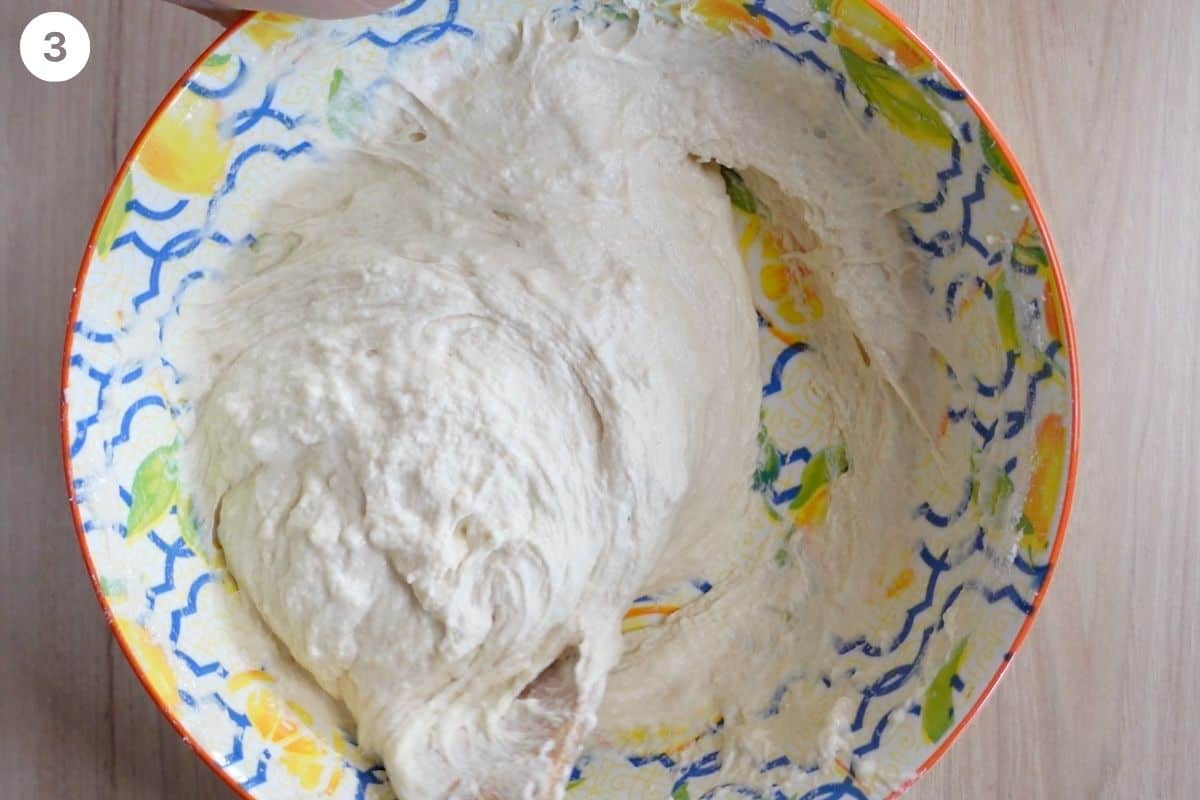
[20,12,91,83]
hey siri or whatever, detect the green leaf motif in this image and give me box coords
[754,422,781,491]
[922,637,969,742]
[1017,514,1035,539]
[99,576,127,599]
[720,165,757,214]
[596,2,632,22]
[810,0,833,33]
[994,272,1021,353]
[987,471,1015,516]
[672,786,691,800]
[96,172,133,257]
[980,127,1018,185]
[204,53,232,68]
[126,445,179,542]
[176,494,205,560]
[1012,242,1049,273]
[329,67,347,100]
[328,68,367,140]
[789,444,849,511]
[840,46,953,148]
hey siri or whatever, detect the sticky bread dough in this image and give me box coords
[181,10,946,799]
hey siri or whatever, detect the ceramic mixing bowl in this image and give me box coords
[61,1,1078,797]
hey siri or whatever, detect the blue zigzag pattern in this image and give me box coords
[763,341,810,396]
[944,273,992,320]
[210,692,251,767]
[144,532,194,610]
[915,477,974,527]
[94,141,310,334]
[127,198,189,221]
[352,0,472,48]
[104,395,169,456]
[912,137,963,214]
[187,57,248,99]
[169,573,228,679]
[66,1,1070,796]
[232,83,306,136]
[960,170,993,260]
[67,354,112,457]
[747,0,829,41]
[379,0,429,16]
[241,757,269,791]
[947,405,998,449]
[1003,356,1056,440]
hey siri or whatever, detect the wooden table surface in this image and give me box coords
[1,1,1196,797]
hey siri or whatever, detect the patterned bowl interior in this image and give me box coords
[63,1,1076,798]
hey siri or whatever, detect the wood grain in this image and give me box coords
[0,0,1196,797]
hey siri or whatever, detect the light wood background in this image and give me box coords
[1,0,1196,797]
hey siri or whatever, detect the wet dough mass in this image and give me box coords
[183,11,940,799]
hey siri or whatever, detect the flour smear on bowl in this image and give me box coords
[66,1,1074,798]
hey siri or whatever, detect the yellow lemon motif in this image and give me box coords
[230,671,345,795]
[1019,414,1067,553]
[760,262,824,327]
[116,619,179,712]
[689,0,772,37]
[621,603,683,634]
[610,714,723,758]
[789,445,848,528]
[140,92,232,195]
[243,13,302,49]
[792,482,831,527]
[750,223,824,336]
[826,0,931,71]
[884,567,915,598]
[1043,280,1067,346]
